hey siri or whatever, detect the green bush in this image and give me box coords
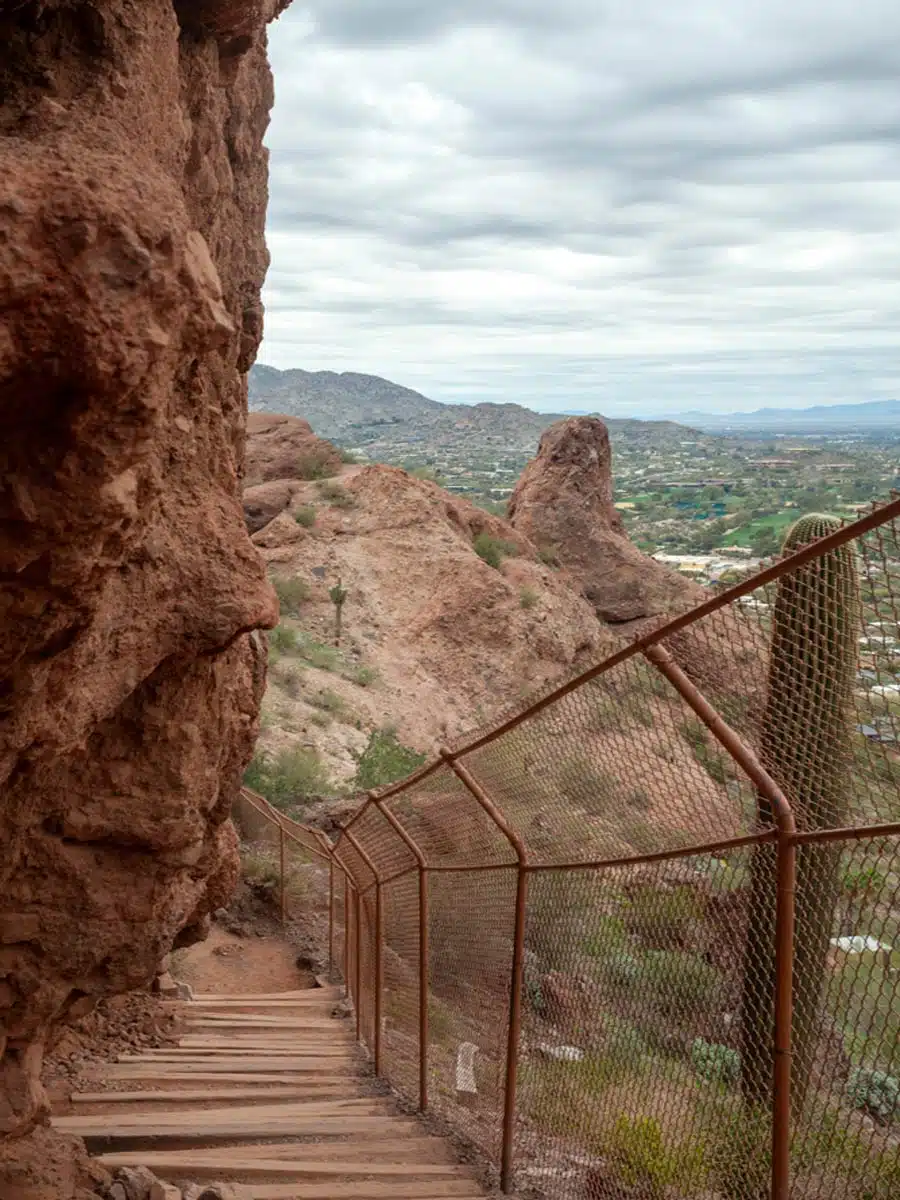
[605,1114,708,1199]
[272,661,304,699]
[243,746,334,809]
[626,885,705,949]
[848,1067,900,1122]
[473,532,518,569]
[317,480,355,508]
[294,505,316,528]
[348,664,379,687]
[681,716,730,785]
[643,949,724,1017]
[519,586,539,610]
[409,465,445,485]
[268,624,299,654]
[297,637,339,672]
[339,448,359,463]
[296,448,337,481]
[691,1038,740,1086]
[354,728,427,791]
[311,688,346,717]
[272,576,310,617]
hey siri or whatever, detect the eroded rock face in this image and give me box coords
[244,411,343,487]
[0,0,282,1144]
[508,417,705,626]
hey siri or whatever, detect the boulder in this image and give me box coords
[245,412,342,486]
[243,480,297,533]
[508,417,705,626]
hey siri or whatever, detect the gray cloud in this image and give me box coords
[261,0,900,414]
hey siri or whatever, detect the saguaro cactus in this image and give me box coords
[329,579,348,646]
[741,514,860,1114]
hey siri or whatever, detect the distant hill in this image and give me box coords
[671,399,900,433]
[248,365,692,450]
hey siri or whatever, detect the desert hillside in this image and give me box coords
[238,410,748,819]
[243,413,617,793]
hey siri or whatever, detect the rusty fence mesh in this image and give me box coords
[242,495,900,1199]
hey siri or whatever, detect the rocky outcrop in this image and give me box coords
[245,411,343,486]
[0,0,282,1151]
[246,442,614,769]
[508,417,705,626]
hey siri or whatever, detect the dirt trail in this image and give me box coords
[173,925,315,996]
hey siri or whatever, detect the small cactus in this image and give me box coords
[329,579,348,646]
[741,514,859,1116]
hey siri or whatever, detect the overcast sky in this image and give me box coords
[261,1,900,416]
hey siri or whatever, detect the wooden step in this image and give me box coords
[71,1086,359,1104]
[98,1071,362,1085]
[246,1185,483,1199]
[93,1152,473,1179]
[204,1138,457,1164]
[127,1048,355,1059]
[58,1114,422,1141]
[115,1058,359,1073]
[176,999,339,1008]
[59,1097,391,1129]
[190,991,342,1001]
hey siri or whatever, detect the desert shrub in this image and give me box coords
[243,746,334,809]
[605,1114,708,1199]
[626,885,705,949]
[681,716,731,784]
[294,505,316,528]
[317,479,355,508]
[268,624,299,654]
[354,727,427,791]
[311,688,346,717]
[642,949,724,1017]
[272,575,310,617]
[309,710,331,728]
[297,637,339,672]
[537,545,559,568]
[339,448,359,463]
[582,914,630,958]
[296,447,338,481]
[557,757,619,813]
[691,1037,740,1086]
[348,664,379,687]
[241,846,279,889]
[710,1105,770,1200]
[409,465,446,485]
[519,585,539,610]
[272,661,304,699]
[848,1067,900,1122]
[473,532,518,569]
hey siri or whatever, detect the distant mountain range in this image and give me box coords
[670,399,900,432]
[248,365,690,448]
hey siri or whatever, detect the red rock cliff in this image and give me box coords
[0,0,283,1141]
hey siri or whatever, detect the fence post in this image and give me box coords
[772,832,797,1200]
[374,880,384,1075]
[278,825,286,925]
[419,865,429,1112]
[641,643,798,1200]
[440,751,528,1195]
[372,795,431,1111]
[328,859,335,978]
[354,887,362,1043]
[501,862,529,1194]
[343,876,351,998]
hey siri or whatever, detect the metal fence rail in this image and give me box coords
[239,495,900,1200]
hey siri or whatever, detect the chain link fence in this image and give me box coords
[240,495,900,1200]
